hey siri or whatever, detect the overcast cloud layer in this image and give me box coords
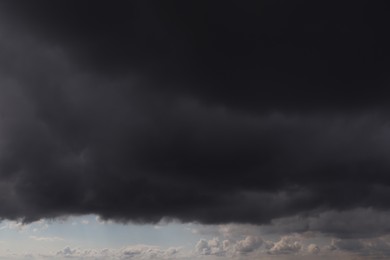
[0,0,389,239]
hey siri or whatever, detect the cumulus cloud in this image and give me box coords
[5,234,390,260]
[234,236,263,254]
[195,235,263,257]
[267,235,303,255]
[195,239,213,255]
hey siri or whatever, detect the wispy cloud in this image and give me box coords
[29,235,64,242]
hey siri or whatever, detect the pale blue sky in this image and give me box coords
[0,214,385,259]
[0,216,200,253]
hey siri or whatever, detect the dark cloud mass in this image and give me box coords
[0,0,389,237]
[3,0,390,111]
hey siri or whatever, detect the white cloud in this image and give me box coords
[0,220,28,232]
[29,235,64,242]
[95,216,113,225]
[195,239,213,255]
[81,219,89,225]
[234,235,263,254]
[194,235,262,257]
[0,219,50,233]
[267,234,303,255]
[54,244,181,260]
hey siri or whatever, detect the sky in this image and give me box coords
[0,0,389,259]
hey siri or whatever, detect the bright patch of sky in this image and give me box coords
[0,216,384,260]
[0,215,202,253]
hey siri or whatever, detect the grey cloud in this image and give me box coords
[0,0,389,243]
[329,237,390,258]
[2,1,390,112]
[332,239,365,251]
[56,245,180,260]
[263,208,390,238]
[234,236,263,254]
[195,236,263,257]
[195,239,211,255]
[0,28,390,226]
[307,244,320,255]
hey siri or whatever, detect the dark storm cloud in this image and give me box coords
[0,0,389,238]
[2,0,390,111]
